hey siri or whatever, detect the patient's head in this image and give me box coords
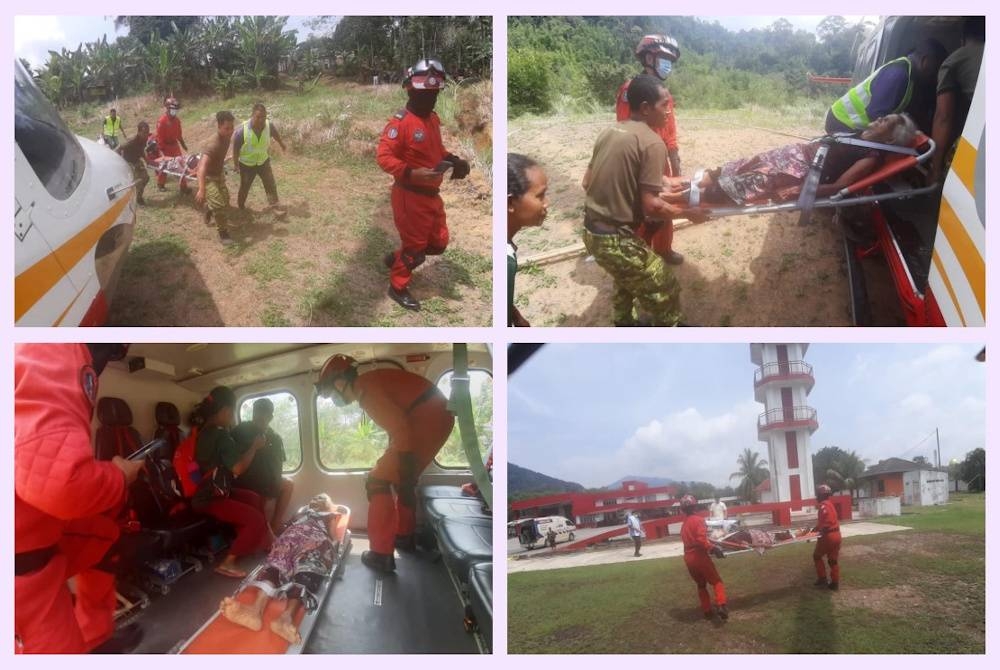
[863,114,917,145]
[308,493,334,512]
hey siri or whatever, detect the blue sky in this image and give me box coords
[14,16,330,68]
[508,344,986,488]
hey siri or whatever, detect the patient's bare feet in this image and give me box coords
[270,612,302,644]
[220,596,263,631]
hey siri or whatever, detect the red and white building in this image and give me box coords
[509,480,682,528]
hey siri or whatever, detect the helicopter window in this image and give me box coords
[238,391,302,473]
[434,369,493,469]
[315,395,387,471]
[14,62,86,200]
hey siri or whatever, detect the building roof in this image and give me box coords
[860,457,947,478]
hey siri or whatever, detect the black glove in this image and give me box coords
[668,148,681,177]
[711,546,725,559]
[446,153,471,180]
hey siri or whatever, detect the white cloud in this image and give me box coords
[14,16,65,52]
[898,393,932,413]
[562,400,763,487]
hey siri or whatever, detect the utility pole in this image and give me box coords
[935,427,941,468]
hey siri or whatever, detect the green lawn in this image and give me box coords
[509,493,984,654]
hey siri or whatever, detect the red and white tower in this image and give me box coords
[751,343,818,505]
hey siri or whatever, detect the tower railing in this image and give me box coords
[758,405,818,431]
[754,360,814,386]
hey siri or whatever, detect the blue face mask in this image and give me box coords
[655,58,673,79]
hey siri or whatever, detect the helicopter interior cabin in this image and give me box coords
[24,342,494,654]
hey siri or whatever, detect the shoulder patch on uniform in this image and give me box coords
[388,127,399,139]
[80,365,98,406]
[393,108,407,120]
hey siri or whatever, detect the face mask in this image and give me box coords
[407,91,439,117]
[655,58,673,79]
[168,109,178,117]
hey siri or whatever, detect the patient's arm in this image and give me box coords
[815,156,879,197]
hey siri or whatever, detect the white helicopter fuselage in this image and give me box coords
[15,137,136,326]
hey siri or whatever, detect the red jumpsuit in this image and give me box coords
[376,108,451,290]
[155,113,184,187]
[14,344,127,653]
[356,369,455,554]
[814,499,842,584]
[616,78,680,257]
[680,513,727,614]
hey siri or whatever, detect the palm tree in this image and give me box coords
[825,449,866,499]
[730,448,770,503]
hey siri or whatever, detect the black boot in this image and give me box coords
[717,604,729,621]
[90,623,143,654]
[662,250,685,265]
[361,550,396,573]
[394,534,417,553]
[383,252,396,269]
[814,578,828,587]
[388,285,420,311]
[828,581,839,591]
[218,228,235,247]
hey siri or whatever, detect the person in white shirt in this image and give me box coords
[626,510,646,557]
[709,497,727,521]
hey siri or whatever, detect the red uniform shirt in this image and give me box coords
[15,344,127,553]
[355,369,438,454]
[816,499,841,534]
[376,109,447,189]
[680,514,714,555]
[156,114,184,153]
[616,78,678,173]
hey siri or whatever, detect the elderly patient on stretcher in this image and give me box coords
[664,113,918,210]
[220,494,340,644]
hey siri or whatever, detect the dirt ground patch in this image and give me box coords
[77,82,491,327]
[509,110,904,326]
[835,584,924,614]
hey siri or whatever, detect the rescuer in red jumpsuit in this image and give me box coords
[812,484,842,590]
[315,354,454,573]
[615,34,684,265]
[14,344,145,653]
[155,96,188,190]
[679,494,729,620]
[375,59,470,312]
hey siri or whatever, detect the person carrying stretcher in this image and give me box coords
[679,494,729,621]
[315,355,455,573]
[220,494,343,644]
[15,344,145,653]
[811,484,842,591]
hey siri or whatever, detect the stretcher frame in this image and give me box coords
[712,527,820,557]
[691,135,937,225]
[175,504,352,654]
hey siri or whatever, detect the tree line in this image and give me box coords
[23,15,493,109]
[508,15,873,116]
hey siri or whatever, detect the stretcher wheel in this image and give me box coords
[192,559,203,572]
[158,584,170,596]
[568,532,576,541]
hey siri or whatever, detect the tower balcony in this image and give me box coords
[758,405,818,437]
[754,360,814,401]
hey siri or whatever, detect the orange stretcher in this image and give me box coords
[178,503,352,654]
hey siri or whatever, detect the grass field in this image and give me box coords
[64,78,492,326]
[508,493,984,654]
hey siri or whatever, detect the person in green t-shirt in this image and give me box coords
[189,386,270,578]
[507,153,549,327]
[232,397,295,534]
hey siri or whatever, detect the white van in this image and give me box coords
[534,516,577,545]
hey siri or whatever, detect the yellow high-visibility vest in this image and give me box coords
[103,115,122,136]
[239,120,270,166]
[830,56,913,130]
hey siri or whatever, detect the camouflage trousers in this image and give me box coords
[204,177,231,231]
[128,160,149,200]
[582,227,682,326]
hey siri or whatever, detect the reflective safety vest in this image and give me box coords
[830,56,913,130]
[239,120,271,166]
[103,115,122,136]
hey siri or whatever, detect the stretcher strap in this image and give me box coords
[796,143,829,225]
[449,344,492,510]
[827,135,920,156]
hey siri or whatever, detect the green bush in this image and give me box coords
[508,49,553,116]
[585,62,635,106]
